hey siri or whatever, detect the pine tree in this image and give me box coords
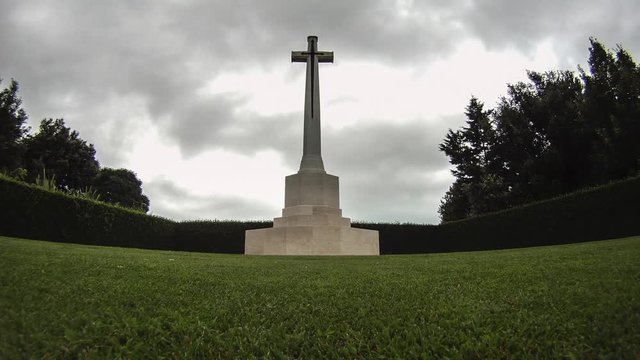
[439,97,507,221]
[0,79,30,172]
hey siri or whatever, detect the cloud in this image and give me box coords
[3,0,461,165]
[4,0,638,164]
[166,0,469,65]
[321,116,461,223]
[1,0,468,110]
[159,93,300,158]
[461,0,640,64]
[324,117,455,174]
[2,0,638,223]
[145,178,276,221]
[141,115,460,224]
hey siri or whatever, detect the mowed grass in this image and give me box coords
[1,236,639,359]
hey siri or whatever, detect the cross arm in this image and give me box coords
[291,51,335,63]
[291,51,307,62]
[317,52,334,63]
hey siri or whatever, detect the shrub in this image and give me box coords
[354,175,640,253]
[0,176,174,249]
[1,174,638,254]
[175,220,272,253]
[0,176,271,253]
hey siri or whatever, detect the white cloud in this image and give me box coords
[1,0,638,224]
[125,122,289,219]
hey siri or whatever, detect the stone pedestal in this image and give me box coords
[245,171,379,255]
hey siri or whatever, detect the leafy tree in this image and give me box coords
[1,77,155,211]
[439,38,640,223]
[493,70,587,202]
[23,118,100,190]
[93,168,150,212]
[0,79,30,172]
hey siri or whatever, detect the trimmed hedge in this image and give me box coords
[0,176,271,252]
[0,176,175,250]
[173,220,271,254]
[1,174,638,254]
[354,175,640,253]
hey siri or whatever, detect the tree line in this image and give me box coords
[0,78,149,212]
[439,38,640,222]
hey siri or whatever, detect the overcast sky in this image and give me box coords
[1,0,639,224]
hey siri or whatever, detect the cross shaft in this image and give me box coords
[291,36,333,173]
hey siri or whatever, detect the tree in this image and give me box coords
[93,168,150,212]
[23,118,100,190]
[438,180,470,223]
[0,79,30,172]
[439,38,640,222]
[580,38,640,181]
[439,97,507,221]
[493,70,587,202]
[528,71,590,193]
[610,45,640,178]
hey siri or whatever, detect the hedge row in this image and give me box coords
[1,175,638,254]
[173,220,271,253]
[355,175,640,253]
[0,176,271,253]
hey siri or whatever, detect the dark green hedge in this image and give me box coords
[0,176,175,249]
[173,220,271,254]
[354,175,640,253]
[1,175,638,254]
[0,176,270,253]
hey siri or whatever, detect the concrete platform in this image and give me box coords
[245,172,379,256]
[245,225,379,255]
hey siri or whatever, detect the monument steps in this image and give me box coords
[273,214,351,227]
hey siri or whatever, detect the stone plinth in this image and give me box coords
[245,172,379,256]
[285,172,339,208]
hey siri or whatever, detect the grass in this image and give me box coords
[0,236,639,359]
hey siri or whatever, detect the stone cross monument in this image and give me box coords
[244,36,379,255]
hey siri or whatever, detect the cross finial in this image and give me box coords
[292,36,333,64]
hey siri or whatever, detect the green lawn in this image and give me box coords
[1,236,638,359]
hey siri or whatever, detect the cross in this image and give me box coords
[291,36,333,118]
[290,35,334,173]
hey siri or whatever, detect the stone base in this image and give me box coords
[285,171,339,208]
[245,226,379,255]
[245,171,380,255]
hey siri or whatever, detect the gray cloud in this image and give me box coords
[461,0,640,65]
[145,178,276,221]
[166,0,469,65]
[1,0,638,223]
[149,114,460,223]
[324,118,454,174]
[2,0,464,166]
[4,0,638,160]
[161,93,300,158]
[321,116,462,223]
